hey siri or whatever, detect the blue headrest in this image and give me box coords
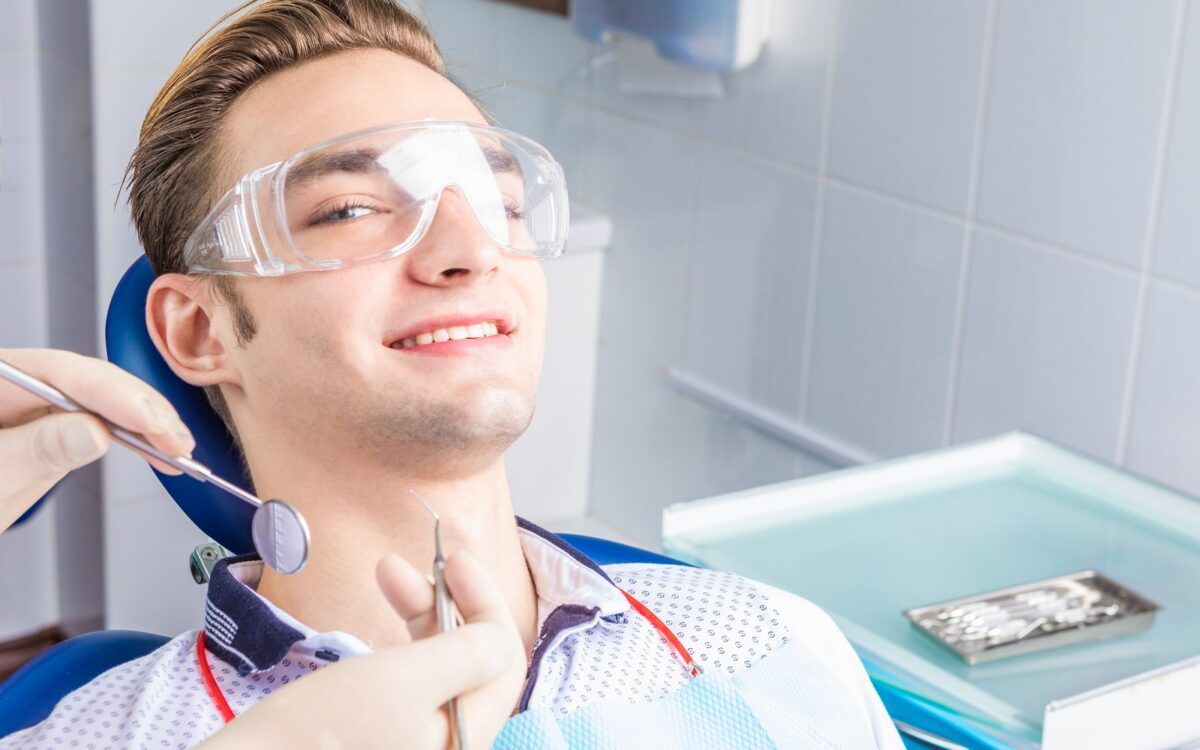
[104,256,254,554]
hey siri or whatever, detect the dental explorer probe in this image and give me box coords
[0,356,310,575]
[411,490,468,750]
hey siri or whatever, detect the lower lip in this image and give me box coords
[390,334,513,357]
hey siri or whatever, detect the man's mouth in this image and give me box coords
[390,320,506,350]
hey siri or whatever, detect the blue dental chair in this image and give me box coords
[0,256,1005,749]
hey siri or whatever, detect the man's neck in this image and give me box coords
[249,454,539,657]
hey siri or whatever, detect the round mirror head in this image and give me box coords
[251,499,310,575]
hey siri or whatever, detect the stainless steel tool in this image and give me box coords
[0,356,310,574]
[412,489,468,750]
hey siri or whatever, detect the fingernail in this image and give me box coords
[65,420,102,462]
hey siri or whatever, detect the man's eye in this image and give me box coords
[506,202,526,221]
[311,200,377,225]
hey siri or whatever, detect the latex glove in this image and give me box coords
[197,550,526,749]
[0,348,194,533]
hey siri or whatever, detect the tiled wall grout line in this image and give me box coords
[969,219,1149,278]
[941,0,998,447]
[1114,0,1191,467]
[818,172,1148,281]
[1140,269,1200,300]
[817,173,980,225]
[796,0,843,421]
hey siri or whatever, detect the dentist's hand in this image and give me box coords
[198,550,526,750]
[0,348,195,533]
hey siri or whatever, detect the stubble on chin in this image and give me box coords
[347,386,536,466]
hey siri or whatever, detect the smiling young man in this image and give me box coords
[0,1,903,747]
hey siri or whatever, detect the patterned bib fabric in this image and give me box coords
[492,637,885,749]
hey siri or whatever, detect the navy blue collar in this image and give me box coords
[202,517,625,676]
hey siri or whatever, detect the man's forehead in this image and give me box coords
[221,48,487,175]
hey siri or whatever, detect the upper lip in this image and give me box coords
[386,309,516,346]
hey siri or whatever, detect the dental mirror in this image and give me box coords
[0,356,312,575]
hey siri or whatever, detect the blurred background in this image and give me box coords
[1,0,1198,664]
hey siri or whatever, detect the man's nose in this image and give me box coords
[404,186,502,286]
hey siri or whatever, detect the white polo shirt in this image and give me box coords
[0,519,903,749]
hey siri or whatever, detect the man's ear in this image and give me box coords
[145,274,243,389]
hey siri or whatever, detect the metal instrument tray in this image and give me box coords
[904,571,1160,665]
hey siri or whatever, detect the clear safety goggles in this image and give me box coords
[182,120,569,276]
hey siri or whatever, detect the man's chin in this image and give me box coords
[346,389,536,459]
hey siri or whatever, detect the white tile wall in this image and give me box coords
[585,109,700,361]
[975,0,1181,267]
[826,0,989,213]
[952,231,1140,460]
[690,0,836,170]
[805,186,964,458]
[1124,281,1200,495]
[1154,2,1200,289]
[682,145,817,418]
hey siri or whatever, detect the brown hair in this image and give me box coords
[124,0,447,452]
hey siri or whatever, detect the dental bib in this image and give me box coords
[492,638,884,749]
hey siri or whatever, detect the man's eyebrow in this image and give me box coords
[284,148,385,195]
[481,143,523,177]
[284,141,523,194]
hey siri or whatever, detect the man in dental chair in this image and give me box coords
[0,1,902,747]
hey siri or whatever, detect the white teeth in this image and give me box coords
[395,320,507,349]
